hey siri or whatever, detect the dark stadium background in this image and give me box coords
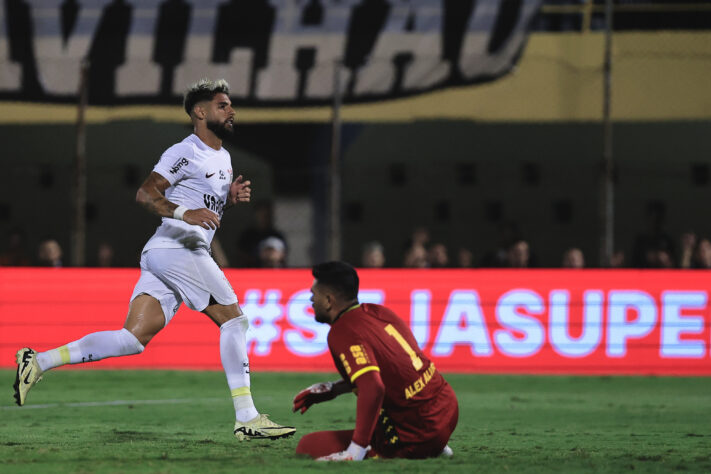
[1,0,709,270]
[1,4,710,472]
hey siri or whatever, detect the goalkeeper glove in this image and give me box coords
[292,381,337,414]
[317,441,370,461]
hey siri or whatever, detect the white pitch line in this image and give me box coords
[1,397,224,410]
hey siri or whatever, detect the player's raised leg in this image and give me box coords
[13,294,163,406]
[203,302,295,440]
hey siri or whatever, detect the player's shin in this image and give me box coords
[219,316,259,422]
[36,328,144,371]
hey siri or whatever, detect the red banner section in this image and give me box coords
[1,268,710,375]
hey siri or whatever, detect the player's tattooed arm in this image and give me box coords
[136,172,176,217]
[225,175,251,209]
[136,172,220,230]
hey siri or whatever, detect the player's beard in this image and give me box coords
[314,310,330,325]
[207,119,233,140]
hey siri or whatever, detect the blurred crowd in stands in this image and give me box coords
[2,204,711,270]
[358,228,711,270]
[1,194,708,270]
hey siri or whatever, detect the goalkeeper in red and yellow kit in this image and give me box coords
[293,261,458,461]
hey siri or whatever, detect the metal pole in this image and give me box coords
[328,60,343,261]
[599,0,614,266]
[71,59,89,267]
[582,0,594,33]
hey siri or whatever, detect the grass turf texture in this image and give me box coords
[1,371,710,473]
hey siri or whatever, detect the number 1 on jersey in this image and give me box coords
[384,324,423,371]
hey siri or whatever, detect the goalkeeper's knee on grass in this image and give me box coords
[296,430,354,458]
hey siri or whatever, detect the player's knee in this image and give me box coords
[220,314,249,332]
[119,328,146,354]
[237,314,249,332]
[295,433,317,457]
[295,431,351,459]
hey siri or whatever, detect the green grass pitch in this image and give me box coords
[1,370,710,473]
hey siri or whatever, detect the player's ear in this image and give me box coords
[325,291,337,310]
[193,103,207,120]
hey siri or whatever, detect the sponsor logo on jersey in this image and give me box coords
[203,193,225,218]
[350,345,369,365]
[206,170,227,180]
[170,157,189,174]
[339,353,352,375]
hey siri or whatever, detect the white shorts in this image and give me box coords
[130,247,238,325]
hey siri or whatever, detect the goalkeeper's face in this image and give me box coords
[310,280,332,324]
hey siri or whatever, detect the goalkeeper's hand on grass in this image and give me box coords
[317,442,370,461]
[292,381,337,414]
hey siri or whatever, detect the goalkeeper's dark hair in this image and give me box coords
[312,261,359,301]
[183,78,230,116]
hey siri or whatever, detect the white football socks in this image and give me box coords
[34,317,259,423]
[36,328,145,372]
[220,316,259,422]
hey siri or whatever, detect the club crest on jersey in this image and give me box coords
[169,157,189,174]
[219,170,227,180]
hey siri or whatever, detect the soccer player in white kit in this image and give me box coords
[13,78,295,441]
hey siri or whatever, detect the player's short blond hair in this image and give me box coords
[183,78,230,116]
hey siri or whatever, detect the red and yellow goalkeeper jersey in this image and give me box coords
[328,303,454,443]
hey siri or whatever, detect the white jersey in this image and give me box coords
[143,134,233,251]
